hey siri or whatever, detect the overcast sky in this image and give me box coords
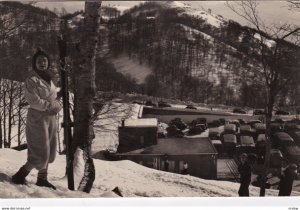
[34,1,300,28]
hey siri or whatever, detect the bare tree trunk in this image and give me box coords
[8,81,14,148]
[57,115,62,154]
[72,1,102,193]
[0,78,2,148]
[260,89,276,196]
[3,83,7,148]
[17,84,22,147]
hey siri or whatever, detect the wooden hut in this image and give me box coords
[116,138,218,179]
[118,118,158,153]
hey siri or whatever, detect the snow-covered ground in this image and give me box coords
[1,148,300,198]
[92,103,141,153]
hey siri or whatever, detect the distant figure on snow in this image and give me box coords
[164,159,169,172]
[238,153,252,196]
[182,162,189,175]
[11,48,62,190]
[278,163,298,196]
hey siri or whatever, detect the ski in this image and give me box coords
[58,33,75,191]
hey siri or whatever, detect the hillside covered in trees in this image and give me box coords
[1,1,300,109]
[102,1,300,109]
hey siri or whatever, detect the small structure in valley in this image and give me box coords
[118,118,158,153]
[116,138,218,179]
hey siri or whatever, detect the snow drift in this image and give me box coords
[1,149,300,198]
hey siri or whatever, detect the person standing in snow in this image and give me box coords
[238,153,252,196]
[164,159,169,172]
[182,162,189,175]
[11,48,62,190]
[278,163,298,196]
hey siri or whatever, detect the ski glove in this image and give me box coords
[48,100,62,115]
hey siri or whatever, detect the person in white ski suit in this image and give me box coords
[12,49,62,190]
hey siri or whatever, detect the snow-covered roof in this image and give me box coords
[122,138,217,155]
[123,118,158,127]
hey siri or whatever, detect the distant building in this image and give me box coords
[116,138,218,179]
[118,118,158,153]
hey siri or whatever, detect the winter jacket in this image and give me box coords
[278,169,296,196]
[24,72,61,170]
[25,72,60,113]
[238,162,252,196]
[238,162,252,185]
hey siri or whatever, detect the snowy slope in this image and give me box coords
[184,9,225,28]
[1,149,300,198]
[110,55,153,84]
[162,1,226,28]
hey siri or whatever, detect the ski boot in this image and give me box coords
[36,178,56,190]
[12,166,30,185]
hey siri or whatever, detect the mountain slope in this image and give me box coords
[104,2,257,101]
[102,1,299,106]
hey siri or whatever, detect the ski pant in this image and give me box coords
[26,108,57,170]
[238,183,250,196]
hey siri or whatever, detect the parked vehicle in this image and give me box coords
[238,118,247,125]
[257,134,266,142]
[188,124,205,135]
[248,120,262,128]
[224,124,236,134]
[191,118,207,129]
[219,118,226,125]
[272,132,294,148]
[209,128,221,140]
[282,144,300,168]
[240,124,253,136]
[239,136,255,154]
[253,109,265,115]
[222,134,237,155]
[275,110,290,115]
[289,131,300,145]
[284,123,300,133]
[229,120,241,132]
[145,100,157,107]
[169,118,188,130]
[273,118,285,124]
[269,123,283,134]
[185,105,197,110]
[254,123,266,135]
[158,101,171,108]
[208,120,222,128]
[233,108,247,114]
[166,125,184,138]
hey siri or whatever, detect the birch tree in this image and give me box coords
[71,1,102,193]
